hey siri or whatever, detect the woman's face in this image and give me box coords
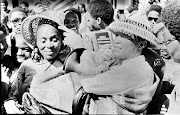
[64,12,80,33]
[15,34,32,63]
[37,24,62,61]
[112,33,139,60]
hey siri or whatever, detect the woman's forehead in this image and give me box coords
[38,24,59,32]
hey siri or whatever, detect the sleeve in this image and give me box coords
[81,62,152,95]
[79,13,91,34]
[76,50,109,75]
[8,64,26,103]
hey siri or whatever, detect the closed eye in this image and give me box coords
[41,37,46,43]
[166,38,176,45]
[51,35,58,42]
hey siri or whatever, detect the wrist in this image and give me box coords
[75,34,84,49]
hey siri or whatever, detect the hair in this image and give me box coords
[127,5,138,13]
[8,6,27,20]
[1,0,8,6]
[78,3,86,12]
[146,4,162,16]
[87,0,114,25]
[149,0,160,5]
[0,22,8,35]
[64,7,82,23]
[34,2,41,6]
[161,0,180,42]
[20,1,29,7]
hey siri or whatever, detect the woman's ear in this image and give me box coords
[96,17,101,25]
[139,41,147,50]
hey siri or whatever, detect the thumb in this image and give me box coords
[58,25,74,33]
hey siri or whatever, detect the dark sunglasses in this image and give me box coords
[148,17,158,22]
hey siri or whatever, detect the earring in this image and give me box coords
[139,44,144,49]
[31,47,41,62]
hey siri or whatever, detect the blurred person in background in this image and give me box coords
[116,9,126,21]
[0,23,9,110]
[0,23,8,60]
[152,19,171,60]
[78,3,86,17]
[146,4,162,28]
[2,33,32,114]
[29,1,50,16]
[20,1,32,15]
[79,0,114,34]
[64,8,81,34]
[1,8,28,112]
[2,6,28,81]
[4,7,28,73]
[1,0,10,24]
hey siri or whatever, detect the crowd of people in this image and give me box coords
[1,0,180,114]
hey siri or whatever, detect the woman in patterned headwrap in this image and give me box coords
[4,15,81,114]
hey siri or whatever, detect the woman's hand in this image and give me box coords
[58,25,84,49]
[121,74,160,113]
[4,100,24,114]
[1,66,10,84]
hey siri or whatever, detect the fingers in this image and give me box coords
[2,66,9,72]
[4,100,23,114]
[121,96,141,105]
[116,96,148,113]
[13,103,23,114]
[123,102,148,113]
[58,25,73,33]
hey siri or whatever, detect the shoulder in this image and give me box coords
[120,56,153,73]
[20,58,34,66]
[19,59,37,71]
[18,59,37,75]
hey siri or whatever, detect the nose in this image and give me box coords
[161,44,167,50]
[46,41,53,48]
[66,23,76,29]
[17,49,23,55]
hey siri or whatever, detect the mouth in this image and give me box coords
[88,26,94,31]
[161,51,170,57]
[17,56,26,62]
[45,51,54,55]
[70,27,78,33]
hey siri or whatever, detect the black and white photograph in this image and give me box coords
[0,0,179,114]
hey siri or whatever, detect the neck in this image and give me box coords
[122,52,142,62]
[100,21,109,30]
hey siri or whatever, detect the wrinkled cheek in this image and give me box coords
[25,53,32,59]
